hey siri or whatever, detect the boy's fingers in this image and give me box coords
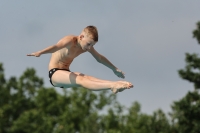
[27,53,34,56]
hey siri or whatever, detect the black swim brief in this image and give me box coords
[49,68,70,88]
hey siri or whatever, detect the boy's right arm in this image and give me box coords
[27,36,71,57]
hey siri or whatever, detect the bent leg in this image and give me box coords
[51,70,133,93]
[74,72,113,83]
[73,72,132,92]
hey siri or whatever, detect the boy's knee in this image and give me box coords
[76,75,86,85]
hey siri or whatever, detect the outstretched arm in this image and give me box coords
[27,36,72,57]
[89,47,125,78]
[27,45,59,57]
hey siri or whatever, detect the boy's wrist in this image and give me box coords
[38,51,43,55]
[112,67,118,72]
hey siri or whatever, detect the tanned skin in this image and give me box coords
[27,29,133,94]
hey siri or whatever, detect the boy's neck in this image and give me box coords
[75,36,81,49]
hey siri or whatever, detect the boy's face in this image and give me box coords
[79,34,96,51]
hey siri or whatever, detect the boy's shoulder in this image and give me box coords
[61,35,77,41]
[58,35,77,44]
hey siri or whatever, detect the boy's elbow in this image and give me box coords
[96,58,101,63]
[53,45,61,52]
[97,59,102,63]
[97,55,103,63]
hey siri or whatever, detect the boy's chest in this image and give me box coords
[65,46,85,58]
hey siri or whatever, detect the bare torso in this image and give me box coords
[48,35,86,70]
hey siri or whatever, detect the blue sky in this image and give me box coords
[1,0,200,114]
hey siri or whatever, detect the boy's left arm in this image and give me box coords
[88,47,125,79]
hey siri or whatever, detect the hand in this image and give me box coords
[27,52,41,57]
[113,68,125,79]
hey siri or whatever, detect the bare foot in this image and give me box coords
[111,81,133,94]
[118,81,133,92]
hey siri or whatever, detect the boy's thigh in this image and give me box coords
[51,70,81,88]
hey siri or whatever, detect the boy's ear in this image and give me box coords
[80,34,84,40]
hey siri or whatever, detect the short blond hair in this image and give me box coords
[83,25,98,42]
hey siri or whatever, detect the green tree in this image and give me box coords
[123,102,151,133]
[0,62,173,133]
[99,101,171,133]
[99,101,126,133]
[0,63,8,133]
[0,64,118,133]
[170,21,200,133]
[123,102,171,133]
